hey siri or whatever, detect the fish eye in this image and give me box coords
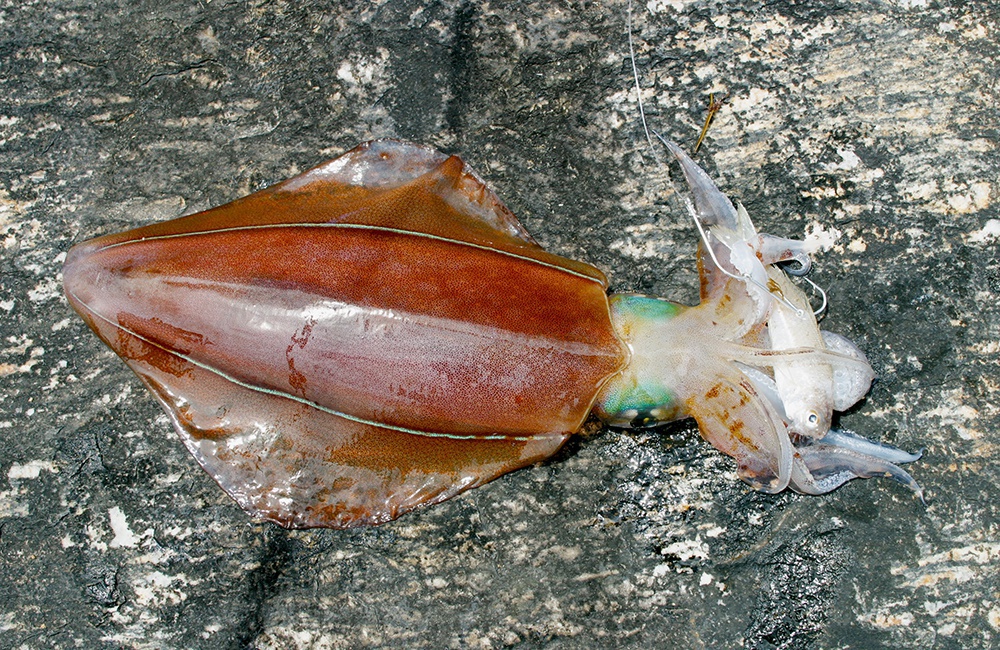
[808,412,819,425]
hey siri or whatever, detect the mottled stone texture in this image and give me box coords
[1,1,997,648]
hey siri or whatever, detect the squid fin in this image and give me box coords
[93,315,568,529]
[87,139,608,287]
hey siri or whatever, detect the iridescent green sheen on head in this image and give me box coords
[609,293,682,322]
[596,378,677,428]
[596,294,685,427]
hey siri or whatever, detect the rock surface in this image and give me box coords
[2,1,998,648]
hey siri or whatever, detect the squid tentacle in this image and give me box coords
[685,363,794,494]
[790,434,924,500]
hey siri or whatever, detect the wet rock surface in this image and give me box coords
[2,1,998,648]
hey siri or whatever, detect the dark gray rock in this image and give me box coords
[2,1,997,648]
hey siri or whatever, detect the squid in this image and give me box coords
[62,139,921,528]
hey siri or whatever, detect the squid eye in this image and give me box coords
[630,408,662,429]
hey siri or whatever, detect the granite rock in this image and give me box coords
[1,1,998,648]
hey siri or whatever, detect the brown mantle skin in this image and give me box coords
[63,140,628,529]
